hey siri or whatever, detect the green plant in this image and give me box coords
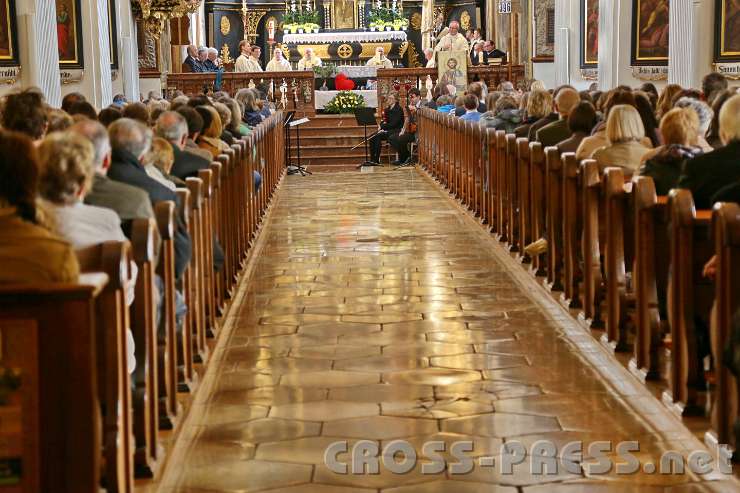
[313,63,337,79]
[324,90,366,114]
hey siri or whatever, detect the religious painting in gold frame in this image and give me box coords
[631,0,669,66]
[581,0,598,68]
[56,0,84,69]
[437,50,467,95]
[0,0,19,67]
[108,0,119,70]
[332,0,357,29]
[715,0,740,62]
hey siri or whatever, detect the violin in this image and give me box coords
[401,100,417,135]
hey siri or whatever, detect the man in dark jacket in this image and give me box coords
[678,94,740,209]
[482,40,507,64]
[368,94,404,164]
[183,45,204,73]
[535,88,581,147]
[107,118,193,279]
[154,111,212,179]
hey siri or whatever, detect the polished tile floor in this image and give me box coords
[158,169,737,492]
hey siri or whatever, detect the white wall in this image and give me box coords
[532,62,557,89]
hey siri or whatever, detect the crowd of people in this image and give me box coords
[0,86,271,372]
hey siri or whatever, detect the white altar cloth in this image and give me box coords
[315,90,378,109]
[336,65,377,78]
[283,31,407,44]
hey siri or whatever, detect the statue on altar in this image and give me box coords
[366,47,393,68]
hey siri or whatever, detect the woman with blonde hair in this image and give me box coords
[592,104,652,171]
[639,107,703,195]
[143,137,183,190]
[514,89,553,138]
[235,88,263,126]
[196,105,229,159]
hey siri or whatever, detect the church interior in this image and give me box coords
[3,0,740,492]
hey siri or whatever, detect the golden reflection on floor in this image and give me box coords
[158,169,736,492]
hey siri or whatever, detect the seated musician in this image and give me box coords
[366,47,393,69]
[678,94,740,209]
[0,130,79,283]
[369,93,404,165]
[266,48,292,72]
[37,131,137,373]
[390,88,422,165]
[297,48,323,70]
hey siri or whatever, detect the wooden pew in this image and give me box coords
[129,218,161,477]
[529,142,547,276]
[561,152,583,309]
[603,167,634,352]
[0,319,40,492]
[663,188,713,417]
[505,134,518,252]
[485,128,497,230]
[209,162,225,312]
[545,147,564,292]
[631,176,670,382]
[516,137,532,263]
[76,241,135,493]
[707,201,740,456]
[186,177,209,363]
[197,169,217,338]
[0,277,107,492]
[580,159,604,328]
[154,201,181,429]
[174,187,197,388]
[494,130,508,241]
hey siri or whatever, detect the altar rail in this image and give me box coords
[165,65,525,114]
[376,65,525,109]
[166,71,316,114]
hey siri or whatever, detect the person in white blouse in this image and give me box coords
[297,48,323,70]
[266,48,292,71]
[37,131,138,374]
[366,46,393,68]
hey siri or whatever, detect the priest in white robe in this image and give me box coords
[235,41,263,72]
[434,21,469,53]
[297,48,323,70]
[266,49,292,71]
[366,47,393,69]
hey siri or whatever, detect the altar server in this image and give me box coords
[266,48,292,71]
[434,21,469,53]
[297,48,323,70]
[235,41,263,72]
[366,46,393,69]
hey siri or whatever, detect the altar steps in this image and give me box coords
[288,114,395,169]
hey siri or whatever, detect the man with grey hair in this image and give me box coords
[71,119,154,222]
[197,47,209,70]
[108,118,192,278]
[155,111,211,179]
[674,97,714,151]
[204,47,220,71]
[184,44,204,72]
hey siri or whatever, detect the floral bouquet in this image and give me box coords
[324,90,366,114]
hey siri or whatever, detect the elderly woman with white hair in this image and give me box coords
[673,96,714,152]
[592,104,652,172]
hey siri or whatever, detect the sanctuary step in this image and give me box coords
[288,114,395,168]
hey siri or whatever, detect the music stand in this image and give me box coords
[353,107,382,168]
[286,112,312,176]
[283,110,295,167]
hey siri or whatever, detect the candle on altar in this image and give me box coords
[478,52,483,64]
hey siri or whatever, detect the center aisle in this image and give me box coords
[158,169,731,492]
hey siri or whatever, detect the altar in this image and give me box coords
[283,29,409,66]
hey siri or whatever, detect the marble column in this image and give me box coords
[597,0,621,90]
[78,0,113,108]
[553,0,570,86]
[17,0,62,107]
[668,0,713,89]
[116,0,140,102]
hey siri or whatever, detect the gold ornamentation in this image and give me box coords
[406,41,422,68]
[399,41,409,58]
[460,11,471,31]
[243,10,268,42]
[132,1,202,37]
[221,44,234,65]
[220,16,231,36]
[297,45,330,59]
[359,43,392,58]
[410,12,422,31]
[279,44,291,59]
[338,44,354,59]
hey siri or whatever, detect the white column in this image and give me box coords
[17,0,62,106]
[553,0,570,86]
[80,0,113,108]
[597,0,621,90]
[117,0,140,101]
[668,0,713,89]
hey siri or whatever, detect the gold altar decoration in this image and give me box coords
[406,41,422,67]
[399,41,409,58]
[220,16,231,35]
[241,8,268,42]
[338,44,354,59]
[460,11,471,31]
[332,0,358,29]
[132,0,201,37]
[296,45,331,59]
[410,12,422,31]
[220,44,234,65]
